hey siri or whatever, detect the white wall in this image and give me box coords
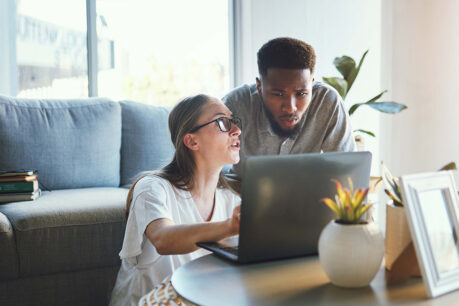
[380,0,459,186]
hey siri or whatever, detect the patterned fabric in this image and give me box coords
[138,275,195,306]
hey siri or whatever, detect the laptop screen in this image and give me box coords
[236,151,372,262]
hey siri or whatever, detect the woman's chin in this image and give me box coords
[228,155,240,165]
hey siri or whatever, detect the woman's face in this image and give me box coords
[190,98,241,167]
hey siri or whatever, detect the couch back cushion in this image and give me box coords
[120,101,174,186]
[0,96,121,189]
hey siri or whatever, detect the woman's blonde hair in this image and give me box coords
[126,94,233,218]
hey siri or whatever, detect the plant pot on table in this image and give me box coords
[318,220,384,288]
[385,200,422,277]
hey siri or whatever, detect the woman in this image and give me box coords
[109,94,242,306]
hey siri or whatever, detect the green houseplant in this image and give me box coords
[318,178,384,288]
[323,50,407,137]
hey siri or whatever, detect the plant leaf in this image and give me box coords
[347,177,354,194]
[333,179,347,204]
[355,204,372,221]
[382,163,398,194]
[348,103,363,116]
[352,188,369,209]
[322,77,348,99]
[365,90,388,103]
[333,55,356,80]
[348,90,388,116]
[353,129,376,137]
[321,198,340,216]
[336,195,346,219]
[393,178,403,200]
[381,162,403,204]
[385,189,403,206]
[365,101,408,114]
[346,50,368,94]
[344,189,354,220]
[439,162,457,171]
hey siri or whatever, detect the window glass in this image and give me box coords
[96,0,230,105]
[16,0,88,98]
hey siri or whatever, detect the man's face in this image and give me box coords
[256,68,313,137]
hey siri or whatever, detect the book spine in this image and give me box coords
[0,175,38,183]
[0,181,37,193]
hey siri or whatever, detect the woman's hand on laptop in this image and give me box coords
[228,205,241,236]
[145,206,241,255]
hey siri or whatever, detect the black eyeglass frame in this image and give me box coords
[189,116,241,133]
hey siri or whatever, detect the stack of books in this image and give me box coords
[0,170,41,203]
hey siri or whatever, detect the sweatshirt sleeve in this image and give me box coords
[321,90,356,152]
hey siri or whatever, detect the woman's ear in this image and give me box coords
[183,133,199,151]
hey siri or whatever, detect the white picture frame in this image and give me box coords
[400,171,459,298]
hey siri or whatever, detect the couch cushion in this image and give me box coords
[120,101,175,186]
[0,96,121,189]
[0,188,128,277]
[0,265,119,306]
[0,212,19,280]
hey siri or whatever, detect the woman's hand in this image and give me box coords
[228,205,241,236]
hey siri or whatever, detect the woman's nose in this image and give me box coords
[230,124,241,136]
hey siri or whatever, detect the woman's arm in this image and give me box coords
[145,205,240,255]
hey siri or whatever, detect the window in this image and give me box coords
[8,0,231,103]
[96,0,230,105]
[16,0,88,98]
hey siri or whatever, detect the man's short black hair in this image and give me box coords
[257,37,316,77]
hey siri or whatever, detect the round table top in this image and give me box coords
[171,254,459,306]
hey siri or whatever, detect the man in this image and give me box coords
[223,37,355,177]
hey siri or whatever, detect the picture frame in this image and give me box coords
[400,170,459,298]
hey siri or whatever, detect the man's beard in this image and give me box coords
[264,106,301,138]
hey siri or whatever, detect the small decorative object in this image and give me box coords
[400,171,459,298]
[318,178,384,288]
[383,162,457,283]
[323,50,407,139]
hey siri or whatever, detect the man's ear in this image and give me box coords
[256,77,262,96]
[183,134,199,151]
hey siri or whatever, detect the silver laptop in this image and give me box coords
[197,151,372,264]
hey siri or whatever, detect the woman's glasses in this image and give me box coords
[189,117,241,133]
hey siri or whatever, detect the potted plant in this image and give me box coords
[318,178,384,288]
[382,162,420,278]
[323,50,407,148]
[383,162,456,280]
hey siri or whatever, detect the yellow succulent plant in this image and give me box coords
[321,178,371,224]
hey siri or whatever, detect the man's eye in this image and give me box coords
[272,92,283,97]
[297,92,308,97]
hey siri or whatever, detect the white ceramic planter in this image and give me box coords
[318,220,384,288]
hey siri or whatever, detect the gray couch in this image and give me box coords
[0,96,175,305]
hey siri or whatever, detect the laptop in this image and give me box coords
[197,151,372,264]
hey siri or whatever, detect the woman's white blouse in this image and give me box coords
[109,175,240,306]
